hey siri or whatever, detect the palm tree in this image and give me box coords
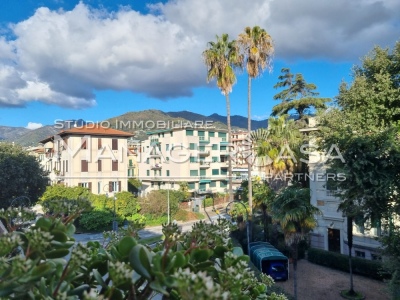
[237,26,274,227]
[252,116,302,191]
[271,184,320,300]
[202,34,242,202]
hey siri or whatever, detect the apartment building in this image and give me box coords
[39,125,133,196]
[137,127,248,195]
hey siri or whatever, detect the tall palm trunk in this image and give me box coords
[262,205,269,241]
[226,94,233,202]
[347,216,355,295]
[247,75,253,243]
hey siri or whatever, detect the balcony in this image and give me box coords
[199,136,210,144]
[199,161,210,168]
[151,176,163,181]
[199,150,210,156]
[149,152,161,158]
[151,164,162,170]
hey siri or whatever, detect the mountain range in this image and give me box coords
[0,110,268,147]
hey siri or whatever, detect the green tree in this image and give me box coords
[237,25,274,219]
[40,185,92,203]
[271,184,320,300]
[240,179,275,241]
[317,42,400,298]
[0,143,48,208]
[272,68,329,120]
[252,116,302,191]
[203,33,242,202]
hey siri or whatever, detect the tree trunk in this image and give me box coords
[247,75,253,244]
[348,216,355,295]
[226,94,233,202]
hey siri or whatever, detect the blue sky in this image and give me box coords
[0,0,398,129]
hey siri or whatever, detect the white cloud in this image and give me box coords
[26,122,43,130]
[0,0,398,108]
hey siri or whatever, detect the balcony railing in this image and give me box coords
[199,150,210,156]
[198,188,213,194]
[151,164,162,170]
[199,161,210,168]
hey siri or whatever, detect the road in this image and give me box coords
[73,206,231,244]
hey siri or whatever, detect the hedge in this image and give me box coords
[307,248,389,280]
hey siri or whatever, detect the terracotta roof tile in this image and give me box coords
[58,125,133,137]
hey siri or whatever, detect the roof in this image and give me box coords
[39,125,133,144]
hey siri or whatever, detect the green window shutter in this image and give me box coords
[166,170,170,176]
[209,132,215,137]
[199,145,205,151]
[186,130,194,136]
[210,181,216,187]
[200,169,206,176]
[188,182,195,189]
[212,156,218,162]
[220,180,227,187]
[212,169,219,175]
[190,156,197,163]
[198,131,205,137]
[190,170,198,176]
[190,143,196,150]
[221,168,227,175]
[218,132,226,138]
[146,170,150,176]
[220,145,226,151]
[212,144,218,150]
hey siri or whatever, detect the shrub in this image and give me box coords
[202,197,214,207]
[139,190,179,217]
[79,209,116,232]
[307,248,388,280]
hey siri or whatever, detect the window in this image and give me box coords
[129,159,133,167]
[188,182,195,189]
[198,131,205,137]
[112,139,118,150]
[98,138,102,149]
[186,130,194,136]
[190,170,199,176]
[220,145,227,151]
[166,170,170,176]
[79,182,92,191]
[98,159,102,171]
[190,156,197,163]
[166,144,169,151]
[112,160,118,171]
[212,144,218,150]
[81,160,88,172]
[98,182,101,194]
[146,158,149,164]
[209,132,215,137]
[220,180,227,187]
[81,137,87,149]
[218,132,226,138]
[65,160,68,172]
[210,181,216,187]
[109,181,121,192]
[355,251,365,258]
[146,170,150,176]
[199,145,205,152]
[212,156,219,162]
[189,143,196,150]
[171,182,174,189]
[212,169,219,175]
[371,254,381,261]
[220,168,228,175]
[170,131,173,137]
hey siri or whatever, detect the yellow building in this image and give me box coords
[39,125,133,196]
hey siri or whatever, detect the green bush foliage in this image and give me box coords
[202,197,214,207]
[0,209,287,299]
[139,190,180,218]
[307,248,387,280]
[79,209,116,231]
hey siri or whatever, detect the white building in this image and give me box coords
[137,128,263,196]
